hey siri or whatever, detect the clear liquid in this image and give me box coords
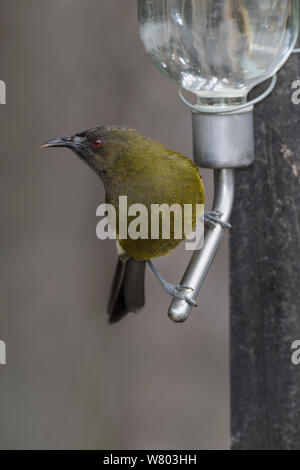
[138,0,299,102]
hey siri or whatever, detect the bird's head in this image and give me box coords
[40,125,151,181]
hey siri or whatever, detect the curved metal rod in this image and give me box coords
[168,169,235,323]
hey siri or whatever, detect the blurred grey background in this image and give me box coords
[0,0,229,449]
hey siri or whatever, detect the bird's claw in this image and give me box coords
[146,260,198,308]
[176,285,194,292]
[168,284,197,307]
[204,211,232,229]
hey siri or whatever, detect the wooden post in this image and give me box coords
[230,52,300,449]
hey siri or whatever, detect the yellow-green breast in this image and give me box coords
[106,140,205,261]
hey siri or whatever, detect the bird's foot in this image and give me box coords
[146,260,197,308]
[204,211,231,229]
[163,282,197,307]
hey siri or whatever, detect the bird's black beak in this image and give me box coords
[40,136,72,149]
[40,135,86,150]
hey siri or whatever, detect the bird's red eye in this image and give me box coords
[92,139,103,148]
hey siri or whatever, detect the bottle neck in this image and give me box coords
[196,95,248,109]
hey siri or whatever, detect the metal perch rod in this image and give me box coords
[168,168,235,323]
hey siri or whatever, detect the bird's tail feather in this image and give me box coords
[107,258,145,324]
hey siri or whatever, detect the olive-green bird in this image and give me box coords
[41,126,207,323]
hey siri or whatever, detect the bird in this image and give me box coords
[40,126,209,323]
